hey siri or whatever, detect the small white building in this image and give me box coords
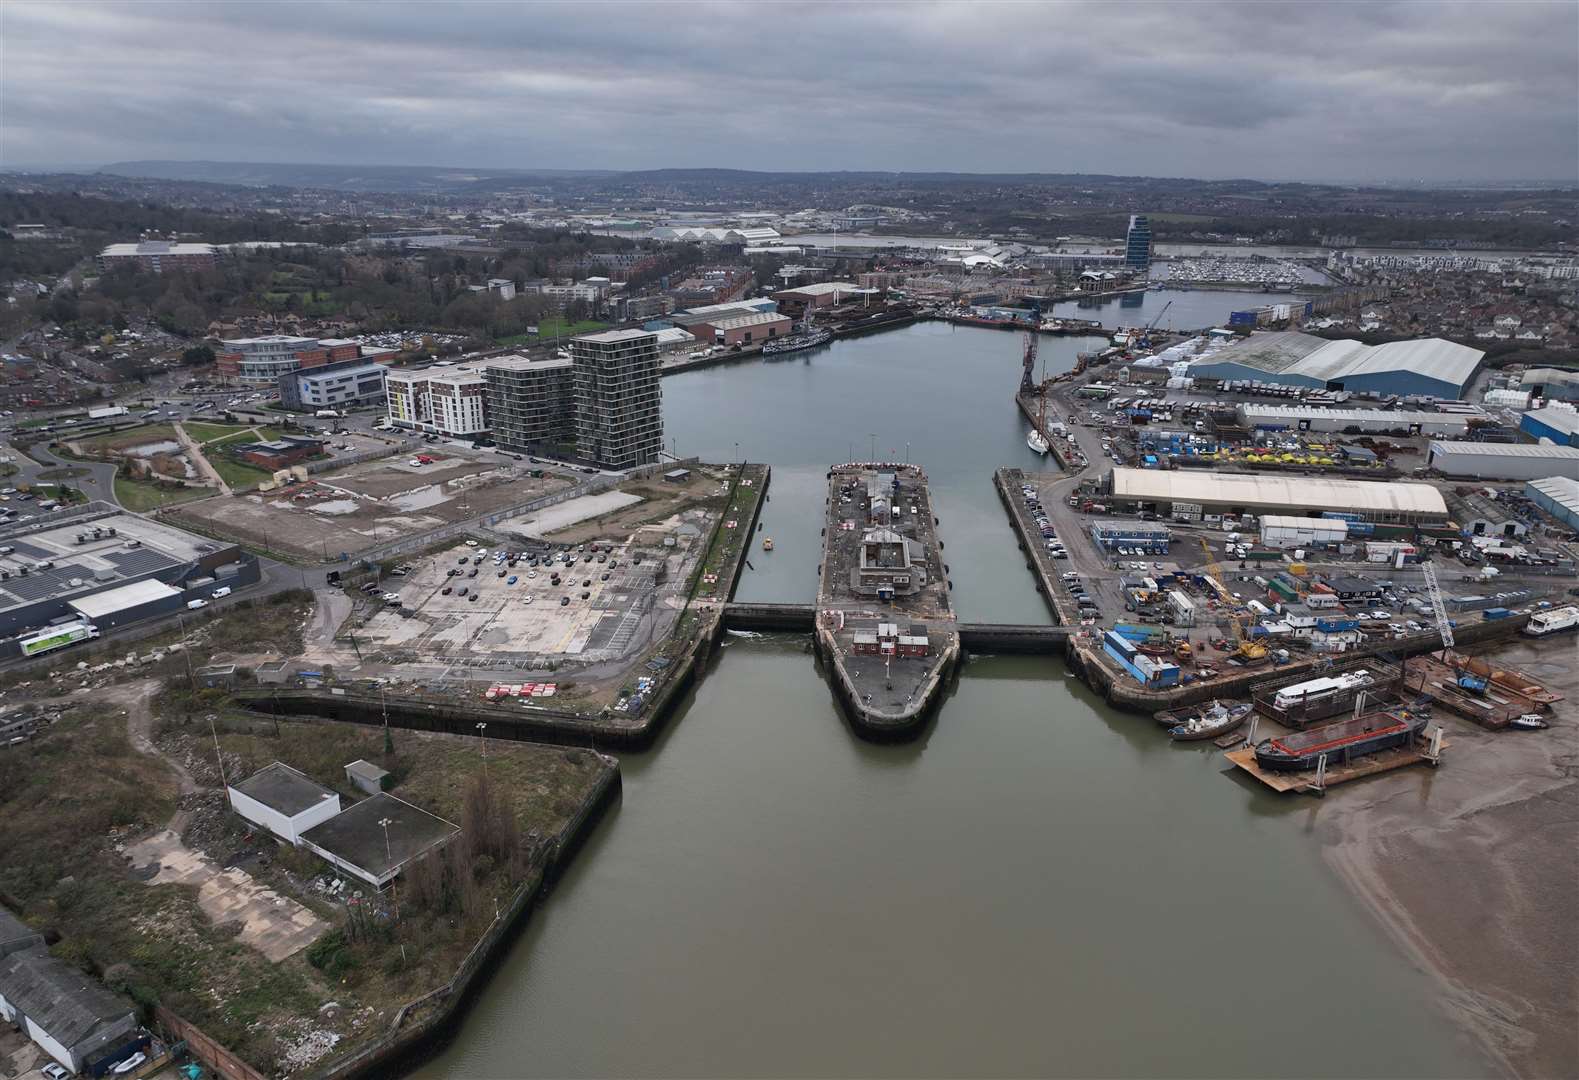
[227,762,342,844]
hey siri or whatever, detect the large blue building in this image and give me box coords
[1188,332,1483,399]
[1125,215,1153,270]
[1520,406,1579,447]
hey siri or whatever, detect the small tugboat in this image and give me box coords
[1508,713,1549,731]
[762,537,775,551]
[1168,701,1254,742]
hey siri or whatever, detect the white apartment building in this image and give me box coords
[385,364,489,437]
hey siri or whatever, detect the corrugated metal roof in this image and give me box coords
[0,949,134,1048]
[1524,407,1579,436]
[1528,475,1579,513]
[1428,441,1579,458]
[1197,332,1483,391]
[1110,467,1447,516]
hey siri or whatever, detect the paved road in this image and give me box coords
[11,441,120,503]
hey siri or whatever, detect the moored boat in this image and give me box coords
[1169,701,1253,741]
[1254,709,1430,771]
[1027,428,1049,454]
[762,326,833,356]
[1509,713,1549,731]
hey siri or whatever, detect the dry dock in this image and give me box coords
[815,463,960,738]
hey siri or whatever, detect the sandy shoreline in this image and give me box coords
[1316,640,1577,1079]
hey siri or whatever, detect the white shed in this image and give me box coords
[227,762,342,844]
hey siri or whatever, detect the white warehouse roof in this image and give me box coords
[1110,467,1448,517]
[68,579,181,619]
[1195,332,1483,393]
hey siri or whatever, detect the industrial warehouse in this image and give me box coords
[1188,332,1485,399]
[1105,466,1450,522]
[1426,441,1579,481]
[1237,403,1488,436]
[0,506,259,654]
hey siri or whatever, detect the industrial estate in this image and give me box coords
[0,61,1576,1080]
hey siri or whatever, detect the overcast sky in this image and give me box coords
[3,0,1575,183]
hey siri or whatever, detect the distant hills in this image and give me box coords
[98,160,615,192]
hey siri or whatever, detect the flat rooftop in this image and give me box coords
[230,762,339,817]
[573,329,656,345]
[0,508,233,618]
[68,578,181,619]
[300,792,459,880]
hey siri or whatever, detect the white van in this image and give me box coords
[211,586,232,599]
[186,599,208,610]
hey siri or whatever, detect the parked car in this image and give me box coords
[507,575,518,585]
[457,587,467,597]
[41,1065,69,1080]
[442,586,453,595]
[560,596,570,606]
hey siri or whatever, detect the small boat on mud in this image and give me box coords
[1509,713,1549,731]
[1168,701,1254,742]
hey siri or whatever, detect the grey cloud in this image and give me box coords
[1,0,1573,182]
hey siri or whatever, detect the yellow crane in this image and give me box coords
[1198,538,1266,662]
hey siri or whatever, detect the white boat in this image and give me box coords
[1523,606,1578,637]
[1509,714,1549,731]
[1027,428,1049,455]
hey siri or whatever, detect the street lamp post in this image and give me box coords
[378,816,400,921]
[476,721,488,783]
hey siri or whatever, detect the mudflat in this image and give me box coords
[1321,639,1578,1079]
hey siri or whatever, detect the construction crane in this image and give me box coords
[1419,560,1454,654]
[1135,299,1174,350]
[1199,538,1266,663]
[1020,332,1038,395]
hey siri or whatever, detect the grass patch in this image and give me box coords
[208,454,274,489]
[73,423,179,456]
[114,473,210,512]
[182,421,251,444]
[496,317,608,345]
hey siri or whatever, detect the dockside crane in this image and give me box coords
[1135,299,1174,350]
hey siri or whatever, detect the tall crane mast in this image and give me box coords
[1020,332,1038,395]
[1419,560,1454,653]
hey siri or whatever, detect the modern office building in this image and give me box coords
[483,355,574,453]
[1125,215,1153,270]
[385,365,489,438]
[279,358,390,411]
[96,240,218,274]
[216,335,361,385]
[571,330,662,469]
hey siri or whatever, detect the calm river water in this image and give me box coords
[414,323,1486,1078]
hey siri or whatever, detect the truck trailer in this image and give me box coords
[18,621,100,657]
